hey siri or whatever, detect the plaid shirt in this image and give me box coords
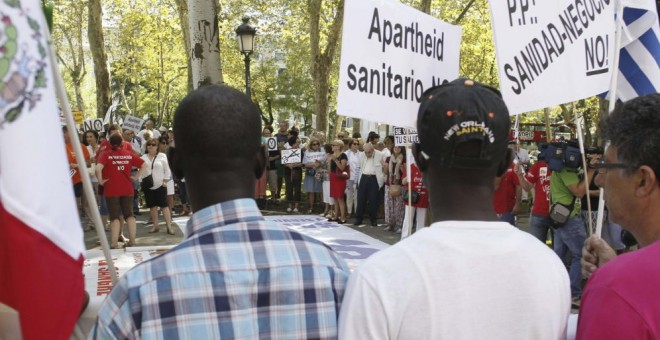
[90,199,350,339]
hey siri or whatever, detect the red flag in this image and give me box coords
[0,1,85,339]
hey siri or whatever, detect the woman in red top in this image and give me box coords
[328,139,349,223]
[401,162,429,239]
[96,134,146,248]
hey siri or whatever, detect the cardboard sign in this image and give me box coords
[489,0,615,115]
[83,119,104,132]
[337,0,461,128]
[122,115,144,133]
[393,127,419,146]
[267,137,278,151]
[281,148,302,164]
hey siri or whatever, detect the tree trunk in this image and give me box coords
[309,0,344,135]
[87,0,111,119]
[188,0,223,89]
[174,0,193,92]
[419,0,432,13]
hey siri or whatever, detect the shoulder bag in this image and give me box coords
[140,155,157,189]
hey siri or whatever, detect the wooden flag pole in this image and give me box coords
[46,31,119,284]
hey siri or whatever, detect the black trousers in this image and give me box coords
[284,167,302,203]
[355,175,379,223]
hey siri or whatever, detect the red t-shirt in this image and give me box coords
[66,143,90,185]
[525,161,552,216]
[96,140,133,162]
[401,164,429,208]
[98,149,144,197]
[493,168,520,214]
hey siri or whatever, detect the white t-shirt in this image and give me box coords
[338,220,571,340]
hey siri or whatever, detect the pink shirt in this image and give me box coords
[577,240,660,339]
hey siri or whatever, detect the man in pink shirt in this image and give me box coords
[578,93,660,339]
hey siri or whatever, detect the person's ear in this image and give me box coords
[168,147,184,180]
[635,165,657,197]
[254,145,268,179]
[412,143,428,172]
[496,149,514,177]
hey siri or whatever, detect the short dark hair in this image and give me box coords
[601,93,660,180]
[173,85,261,169]
[109,133,123,150]
[83,130,99,146]
[352,132,362,139]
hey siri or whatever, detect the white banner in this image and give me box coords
[83,119,104,132]
[337,0,461,128]
[281,148,302,164]
[489,0,615,115]
[122,115,144,133]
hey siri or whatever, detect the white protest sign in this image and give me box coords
[489,0,615,115]
[281,148,302,164]
[83,119,104,132]
[122,115,144,133]
[267,137,278,151]
[304,151,327,163]
[337,0,461,129]
[393,127,419,146]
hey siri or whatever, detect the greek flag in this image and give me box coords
[608,0,660,101]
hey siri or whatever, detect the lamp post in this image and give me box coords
[235,17,256,98]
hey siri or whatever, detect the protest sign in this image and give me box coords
[267,137,278,151]
[489,0,615,115]
[122,115,144,133]
[337,0,461,128]
[83,119,104,132]
[72,110,83,124]
[305,151,327,163]
[281,148,302,164]
[393,127,419,146]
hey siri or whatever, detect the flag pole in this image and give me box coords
[595,0,625,238]
[402,142,414,239]
[574,115,593,236]
[46,31,119,284]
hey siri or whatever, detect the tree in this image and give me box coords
[88,0,111,118]
[308,0,344,135]
[53,0,87,112]
[173,0,193,92]
[188,0,223,88]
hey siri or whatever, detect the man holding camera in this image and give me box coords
[549,143,596,306]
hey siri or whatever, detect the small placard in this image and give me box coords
[281,148,302,164]
[122,115,144,133]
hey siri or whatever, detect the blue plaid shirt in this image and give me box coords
[90,199,350,339]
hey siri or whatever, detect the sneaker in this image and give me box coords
[293,208,299,213]
[319,212,328,217]
[286,207,292,213]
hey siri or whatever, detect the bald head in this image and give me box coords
[363,143,375,158]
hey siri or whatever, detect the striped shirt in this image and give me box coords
[90,198,350,339]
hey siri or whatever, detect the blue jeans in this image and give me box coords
[553,215,586,297]
[499,212,515,226]
[529,214,553,244]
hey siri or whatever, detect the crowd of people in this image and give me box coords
[65,119,187,248]
[66,82,660,339]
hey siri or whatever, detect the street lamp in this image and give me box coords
[235,17,256,98]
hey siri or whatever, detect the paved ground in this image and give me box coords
[84,200,538,250]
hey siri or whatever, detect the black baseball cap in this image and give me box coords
[416,78,511,169]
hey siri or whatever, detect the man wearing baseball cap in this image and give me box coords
[338,78,570,339]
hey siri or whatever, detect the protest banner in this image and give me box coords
[83,119,104,132]
[122,115,144,133]
[393,127,419,146]
[489,0,615,115]
[305,151,327,163]
[337,0,461,128]
[281,148,302,164]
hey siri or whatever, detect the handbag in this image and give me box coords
[389,184,402,196]
[336,164,350,180]
[141,155,157,189]
[402,189,421,204]
[549,197,576,228]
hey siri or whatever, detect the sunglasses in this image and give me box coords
[311,143,319,146]
[147,144,157,146]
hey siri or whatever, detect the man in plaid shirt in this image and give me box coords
[90,85,350,339]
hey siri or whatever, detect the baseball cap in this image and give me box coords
[416,78,511,169]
